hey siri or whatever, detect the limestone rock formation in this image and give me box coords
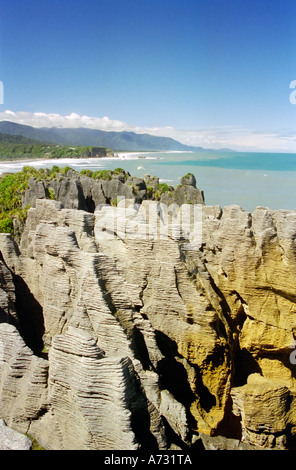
[0,252,19,326]
[44,329,141,450]
[0,419,32,450]
[231,373,296,449]
[22,169,205,212]
[1,182,296,450]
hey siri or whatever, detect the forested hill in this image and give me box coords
[0,120,205,152]
[0,131,113,160]
[0,132,43,145]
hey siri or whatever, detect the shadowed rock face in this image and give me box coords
[1,196,296,450]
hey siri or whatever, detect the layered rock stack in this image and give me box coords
[0,172,296,450]
[21,169,205,212]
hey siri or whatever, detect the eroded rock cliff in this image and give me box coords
[21,168,205,211]
[0,178,296,450]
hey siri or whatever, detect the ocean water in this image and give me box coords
[0,150,296,213]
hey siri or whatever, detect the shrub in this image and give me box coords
[110,198,118,207]
[113,168,125,174]
[0,217,13,233]
[91,170,112,180]
[156,183,171,193]
[146,186,154,198]
[61,166,74,174]
[47,187,55,200]
[153,182,173,200]
[0,169,38,235]
[80,169,93,178]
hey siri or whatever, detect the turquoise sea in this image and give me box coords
[0,150,296,212]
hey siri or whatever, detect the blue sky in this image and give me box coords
[0,0,296,151]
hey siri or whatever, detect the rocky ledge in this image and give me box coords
[1,172,296,450]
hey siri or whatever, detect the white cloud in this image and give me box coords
[3,110,16,116]
[0,110,296,152]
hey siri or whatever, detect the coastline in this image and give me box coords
[0,151,158,166]
[1,150,296,212]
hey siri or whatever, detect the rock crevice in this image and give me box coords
[1,196,296,449]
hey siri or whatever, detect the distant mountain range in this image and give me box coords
[0,130,42,145]
[0,120,208,152]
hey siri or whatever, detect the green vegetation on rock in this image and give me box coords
[0,166,130,237]
[0,217,14,234]
[81,168,129,181]
[153,182,173,200]
[0,166,72,237]
[25,433,46,450]
[0,167,36,236]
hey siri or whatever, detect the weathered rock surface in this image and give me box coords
[231,373,296,449]
[1,190,296,450]
[0,253,19,326]
[0,419,32,450]
[22,169,205,211]
[44,328,141,450]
